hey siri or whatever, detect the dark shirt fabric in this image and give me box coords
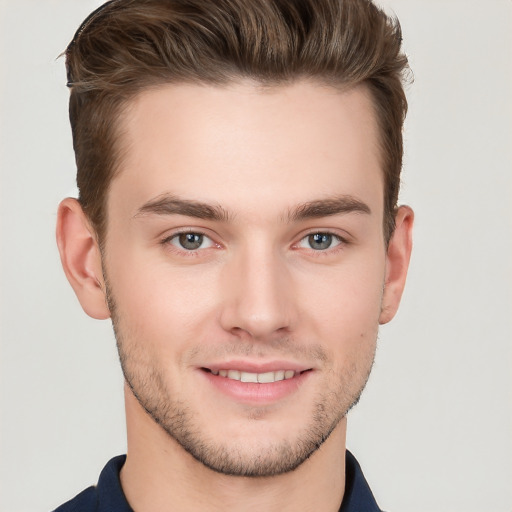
[53,450,383,512]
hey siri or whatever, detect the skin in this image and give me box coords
[56,80,413,512]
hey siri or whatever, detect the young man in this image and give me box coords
[54,0,413,511]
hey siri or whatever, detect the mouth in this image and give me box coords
[199,362,314,403]
[201,367,312,383]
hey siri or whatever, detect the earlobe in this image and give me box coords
[379,205,414,325]
[56,198,111,320]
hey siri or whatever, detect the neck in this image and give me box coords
[121,385,347,512]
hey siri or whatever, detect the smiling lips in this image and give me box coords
[202,366,312,402]
[211,369,299,383]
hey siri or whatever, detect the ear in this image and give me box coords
[379,205,414,325]
[56,198,111,320]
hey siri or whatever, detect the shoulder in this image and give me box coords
[52,455,129,512]
[52,486,98,512]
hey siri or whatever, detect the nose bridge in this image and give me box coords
[220,239,295,339]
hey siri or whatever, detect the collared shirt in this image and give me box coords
[53,451,383,512]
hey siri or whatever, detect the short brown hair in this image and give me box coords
[65,0,409,245]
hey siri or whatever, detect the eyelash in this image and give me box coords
[160,229,349,257]
[294,231,348,256]
[160,229,217,256]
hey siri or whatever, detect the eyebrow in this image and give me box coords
[134,195,231,222]
[134,194,370,223]
[287,195,371,222]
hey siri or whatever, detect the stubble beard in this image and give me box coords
[106,282,376,478]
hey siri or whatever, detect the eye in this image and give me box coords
[298,232,342,251]
[168,232,214,251]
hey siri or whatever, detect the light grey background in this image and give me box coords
[1,1,511,511]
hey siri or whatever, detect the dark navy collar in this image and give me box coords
[52,455,131,512]
[54,451,383,511]
[340,451,383,512]
[96,455,133,512]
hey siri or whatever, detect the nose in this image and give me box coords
[219,245,297,341]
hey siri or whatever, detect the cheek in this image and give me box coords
[104,247,220,354]
[296,255,385,347]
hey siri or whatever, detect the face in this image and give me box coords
[102,81,388,476]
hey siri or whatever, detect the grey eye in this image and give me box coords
[308,233,333,250]
[170,232,213,251]
[298,233,341,251]
[180,233,203,250]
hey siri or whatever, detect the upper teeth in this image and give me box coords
[212,369,296,383]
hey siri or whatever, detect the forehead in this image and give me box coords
[110,80,383,219]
